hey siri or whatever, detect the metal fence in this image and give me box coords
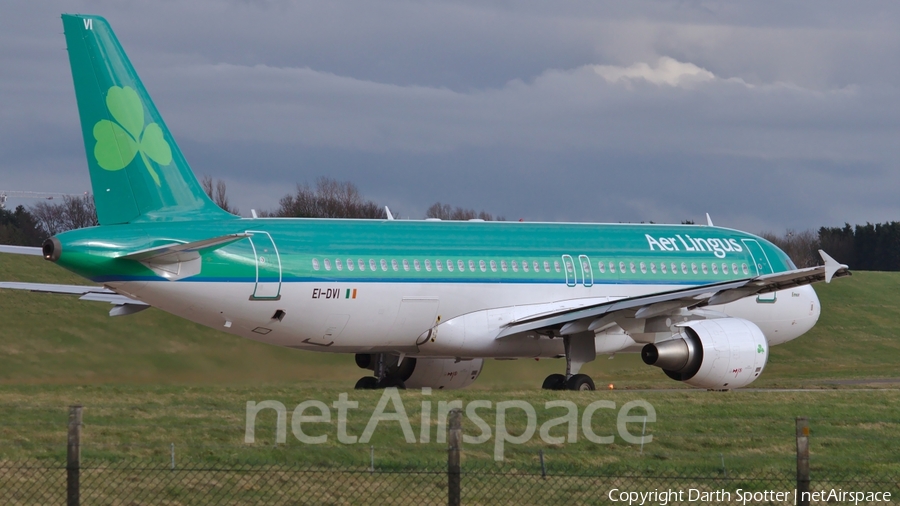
[1,459,897,505]
[0,406,897,505]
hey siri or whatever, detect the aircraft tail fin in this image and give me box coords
[61,14,236,225]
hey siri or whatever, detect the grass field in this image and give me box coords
[1,252,899,478]
[1,385,898,474]
[2,253,900,388]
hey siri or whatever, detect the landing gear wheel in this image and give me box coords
[354,377,378,390]
[566,374,595,391]
[355,353,372,369]
[542,374,567,390]
[377,377,407,389]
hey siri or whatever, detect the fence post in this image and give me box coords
[796,417,809,506]
[447,408,462,506]
[67,405,83,506]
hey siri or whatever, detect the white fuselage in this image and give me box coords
[114,279,820,358]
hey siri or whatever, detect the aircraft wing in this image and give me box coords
[0,282,149,317]
[497,250,850,339]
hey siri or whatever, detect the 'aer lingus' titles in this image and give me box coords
[645,234,743,259]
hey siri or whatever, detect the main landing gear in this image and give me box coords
[541,373,595,391]
[541,335,597,391]
[354,353,411,390]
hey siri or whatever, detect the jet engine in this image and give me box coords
[640,318,768,389]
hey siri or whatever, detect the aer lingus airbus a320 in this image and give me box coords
[0,15,850,391]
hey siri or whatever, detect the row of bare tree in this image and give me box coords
[8,175,897,271]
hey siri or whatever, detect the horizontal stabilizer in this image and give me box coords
[0,281,115,295]
[0,245,42,256]
[0,281,148,317]
[121,233,250,280]
[122,233,250,263]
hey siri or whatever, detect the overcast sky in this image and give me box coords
[2,1,899,233]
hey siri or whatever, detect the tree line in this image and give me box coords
[0,177,500,245]
[4,177,899,271]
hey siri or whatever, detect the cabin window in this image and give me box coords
[479,260,487,272]
[501,260,508,272]
[380,259,388,271]
[609,261,616,273]
[336,259,343,271]
[712,263,718,274]
[619,261,626,273]
[324,259,332,271]
[469,260,476,272]
[554,261,561,273]
[512,261,519,272]
[651,262,657,274]
[534,261,540,272]
[598,262,606,274]
[670,262,677,274]
[543,261,550,272]
[681,262,687,274]
[458,260,465,271]
[358,259,365,271]
[490,260,497,272]
[523,261,529,272]
[436,260,443,272]
[691,262,697,274]
[424,259,431,271]
[721,263,729,274]
[391,259,399,271]
[347,259,355,271]
[742,263,749,275]
[369,259,377,271]
[732,263,738,275]
[640,262,647,274]
[446,260,453,272]
[702,263,708,274]
[629,262,636,274]
[312,259,320,271]
[661,263,667,274]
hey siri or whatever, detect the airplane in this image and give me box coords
[0,14,850,391]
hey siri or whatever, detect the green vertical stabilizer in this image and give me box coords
[61,14,236,225]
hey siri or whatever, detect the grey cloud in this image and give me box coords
[2,0,900,234]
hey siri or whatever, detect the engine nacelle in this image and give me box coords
[402,358,484,390]
[641,318,769,389]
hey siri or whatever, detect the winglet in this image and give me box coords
[819,250,847,283]
[385,206,395,220]
[706,213,714,227]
